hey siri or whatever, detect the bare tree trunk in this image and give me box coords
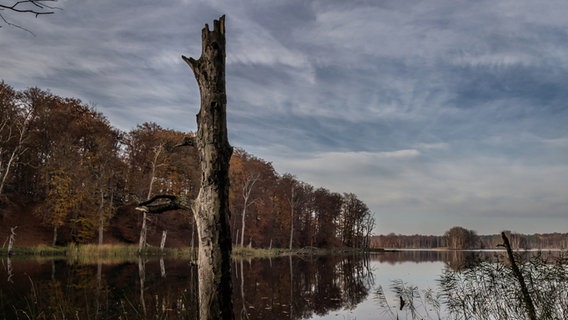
[289,187,295,250]
[7,226,17,255]
[139,144,163,253]
[98,184,105,245]
[0,109,33,196]
[240,173,258,248]
[182,15,234,320]
[52,226,57,246]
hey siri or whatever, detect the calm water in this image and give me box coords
[0,250,565,319]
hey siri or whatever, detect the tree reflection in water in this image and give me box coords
[232,255,373,319]
[0,255,372,319]
[0,259,200,319]
[1,252,566,319]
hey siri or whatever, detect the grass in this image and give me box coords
[1,245,66,257]
[231,245,371,258]
[1,244,371,261]
[1,244,197,263]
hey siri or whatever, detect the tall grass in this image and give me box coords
[0,245,66,257]
[2,244,197,263]
[65,243,197,263]
[3,244,365,261]
[231,246,353,258]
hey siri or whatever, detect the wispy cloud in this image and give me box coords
[1,0,567,234]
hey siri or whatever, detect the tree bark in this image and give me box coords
[182,15,234,320]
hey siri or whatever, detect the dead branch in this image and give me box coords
[0,0,57,14]
[499,232,537,320]
[136,194,192,214]
[0,0,59,33]
[171,135,196,150]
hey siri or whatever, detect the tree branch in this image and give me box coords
[136,194,193,214]
[0,0,58,15]
[0,0,59,34]
[171,135,196,150]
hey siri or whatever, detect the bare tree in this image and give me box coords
[138,144,164,252]
[0,85,35,196]
[0,0,59,33]
[239,172,259,248]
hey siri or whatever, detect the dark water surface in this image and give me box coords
[0,250,565,319]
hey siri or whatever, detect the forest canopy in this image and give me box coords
[0,81,375,248]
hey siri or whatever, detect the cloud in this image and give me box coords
[1,0,567,235]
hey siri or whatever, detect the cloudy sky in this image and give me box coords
[2,0,567,235]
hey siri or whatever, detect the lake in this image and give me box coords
[0,250,566,319]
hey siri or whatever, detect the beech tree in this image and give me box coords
[0,82,21,195]
[230,149,260,247]
[229,150,278,247]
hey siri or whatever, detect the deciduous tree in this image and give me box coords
[444,226,479,249]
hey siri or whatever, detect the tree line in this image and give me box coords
[0,82,375,248]
[372,226,568,250]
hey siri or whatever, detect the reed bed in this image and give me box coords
[3,244,366,261]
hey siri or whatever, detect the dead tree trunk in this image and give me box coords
[135,15,234,320]
[182,15,234,320]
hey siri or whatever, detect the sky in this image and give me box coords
[1,0,567,235]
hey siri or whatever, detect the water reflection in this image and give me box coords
[0,251,565,319]
[0,255,372,319]
[232,255,373,319]
[0,258,200,319]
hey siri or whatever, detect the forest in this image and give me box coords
[0,81,375,249]
[372,226,568,250]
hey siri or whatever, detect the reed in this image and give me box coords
[3,244,366,260]
[232,246,287,257]
[65,243,197,262]
[231,246,349,258]
[0,245,66,257]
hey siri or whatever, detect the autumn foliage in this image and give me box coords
[0,82,374,248]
